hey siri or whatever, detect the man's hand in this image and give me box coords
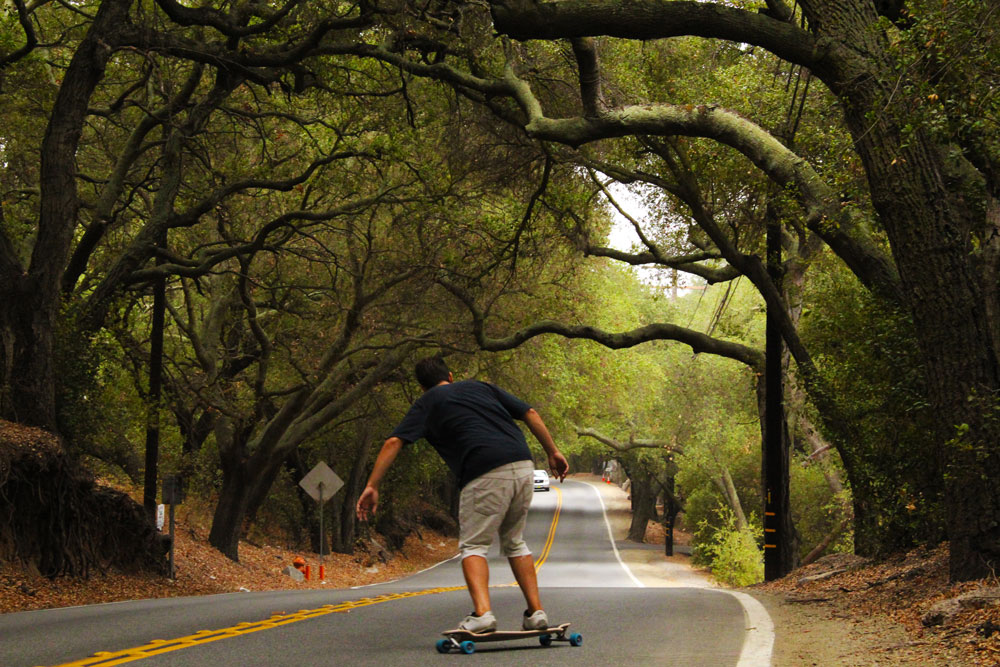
[356,485,379,522]
[548,451,569,482]
[356,438,403,522]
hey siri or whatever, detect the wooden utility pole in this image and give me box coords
[763,217,792,580]
[143,232,166,522]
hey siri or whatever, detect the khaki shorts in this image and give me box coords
[458,461,534,560]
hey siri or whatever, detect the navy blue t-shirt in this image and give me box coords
[390,380,533,487]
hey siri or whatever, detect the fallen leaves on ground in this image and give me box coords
[755,543,1000,666]
[1,496,458,615]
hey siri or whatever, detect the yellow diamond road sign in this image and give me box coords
[299,461,343,504]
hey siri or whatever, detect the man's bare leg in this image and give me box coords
[508,554,543,613]
[462,555,491,615]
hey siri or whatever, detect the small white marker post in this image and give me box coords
[298,462,343,580]
[318,482,325,575]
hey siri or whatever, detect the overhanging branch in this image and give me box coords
[575,425,683,454]
[438,277,764,370]
[489,0,821,72]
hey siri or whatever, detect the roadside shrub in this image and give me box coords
[696,509,763,586]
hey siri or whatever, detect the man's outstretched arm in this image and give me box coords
[523,408,569,481]
[356,436,404,521]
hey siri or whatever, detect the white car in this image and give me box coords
[533,469,551,492]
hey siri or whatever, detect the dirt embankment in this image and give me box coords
[1,489,458,614]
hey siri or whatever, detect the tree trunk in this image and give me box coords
[175,407,216,459]
[207,417,256,561]
[662,475,679,557]
[207,461,252,562]
[0,284,58,429]
[244,456,289,530]
[716,468,748,532]
[625,468,657,542]
[868,155,1000,579]
[801,518,851,567]
[333,432,376,554]
[821,5,1000,579]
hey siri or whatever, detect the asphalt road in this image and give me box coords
[0,480,765,666]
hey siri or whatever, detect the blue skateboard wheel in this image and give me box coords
[436,639,450,653]
[539,634,553,647]
[460,640,475,654]
[569,632,583,647]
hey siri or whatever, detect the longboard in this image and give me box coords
[436,622,582,654]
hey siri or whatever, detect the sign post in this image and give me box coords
[161,475,185,580]
[298,462,343,580]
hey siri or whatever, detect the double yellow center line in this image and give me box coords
[54,588,467,667]
[52,486,564,666]
[534,485,562,571]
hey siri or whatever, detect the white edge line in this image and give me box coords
[582,482,645,588]
[725,590,775,667]
[581,481,773,665]
[349,552,461,589]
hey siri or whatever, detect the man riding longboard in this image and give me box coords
[356,356,569,633]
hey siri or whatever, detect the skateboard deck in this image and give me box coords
[436,622,582,654]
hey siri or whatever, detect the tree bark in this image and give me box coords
[712,468,748,532]
[811,1,1000,581]
[0,0,134,431]
[662,476,680,557]
[334,430,376,553]
[207,424,254,561]
[620,460,657,542]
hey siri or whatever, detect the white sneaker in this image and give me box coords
[459,610,497,633]
[522,609,548,630]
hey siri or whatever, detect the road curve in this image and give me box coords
[0,480,766,666]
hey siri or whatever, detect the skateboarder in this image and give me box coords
[356,356,569,633]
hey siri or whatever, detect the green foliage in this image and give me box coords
[801,258,944,555]
[884,0,1000,157]
[694,508,764,587]
[249,466,304,546]
[790,459,852,557]
[944,390,1000,486]
[53,311,149,480]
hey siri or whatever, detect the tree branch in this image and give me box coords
[438,277,764,369]
[152,0,306,38]
[63,64,206,295]
[489,0,821,71]
[575,425,682,453]
[0,0,39,70]
[761,0,794,22]
[528,105,901,301]
[127,195,394,283]
[167,150,378,229]
[572,37,604,117]
[350,44,900,302]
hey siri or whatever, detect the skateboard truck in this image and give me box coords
[436,622,583,654]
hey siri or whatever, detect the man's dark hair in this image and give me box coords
[415,356,450,390]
